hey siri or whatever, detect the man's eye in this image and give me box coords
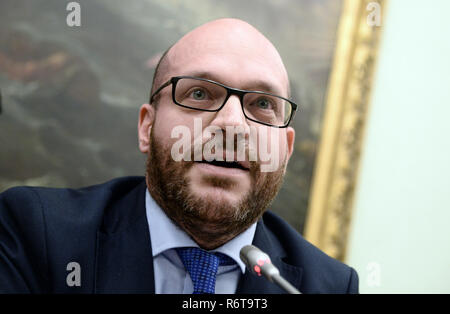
[191,89,206,100]
[256,98,271,109]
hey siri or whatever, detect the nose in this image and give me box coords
[209,95,248,130]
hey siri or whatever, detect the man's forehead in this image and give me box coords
[175,18,268,49]
[164,19,289,94]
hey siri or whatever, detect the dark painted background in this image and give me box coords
[0,0,342,233]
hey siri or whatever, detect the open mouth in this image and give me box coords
[197,159,249,171]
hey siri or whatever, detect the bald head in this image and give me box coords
[150,18,290,104]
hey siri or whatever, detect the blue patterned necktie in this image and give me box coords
[176,247,236,294]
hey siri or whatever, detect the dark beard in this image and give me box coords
[145,130,286,249]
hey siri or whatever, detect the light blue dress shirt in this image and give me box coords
[145,190,256,294]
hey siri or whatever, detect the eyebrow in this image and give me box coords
[183,71,285,96]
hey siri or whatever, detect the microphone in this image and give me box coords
[240,245,301,294]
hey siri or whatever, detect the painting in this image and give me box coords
[0,0,382,246]
[304,0,386,260]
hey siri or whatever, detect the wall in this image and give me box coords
[346,0,450,293]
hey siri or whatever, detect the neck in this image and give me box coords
[177,221,242,250]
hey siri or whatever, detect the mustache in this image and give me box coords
[182,130,260,171]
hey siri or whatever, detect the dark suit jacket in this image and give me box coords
[0,176,358,293]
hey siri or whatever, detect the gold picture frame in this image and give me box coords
[304,0,387,261]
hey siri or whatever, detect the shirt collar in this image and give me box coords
[145,189,256,274]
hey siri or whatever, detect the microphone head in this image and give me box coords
[240,245,278,278]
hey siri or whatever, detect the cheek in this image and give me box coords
[153,108,221,154]
[255,127,288,164]
[152,106,193,147]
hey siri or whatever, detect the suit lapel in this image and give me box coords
[94,181,155,293]
[92,179,302,294]
[235,218,303,294]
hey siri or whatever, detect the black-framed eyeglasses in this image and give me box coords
[150,76,298,128]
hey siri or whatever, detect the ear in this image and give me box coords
[138,103,155,153]
[285,126,295,162]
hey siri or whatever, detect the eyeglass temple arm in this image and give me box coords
[149,79,172,103]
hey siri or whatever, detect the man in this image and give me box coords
[0,18,358,293]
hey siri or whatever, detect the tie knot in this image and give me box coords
[214,251,237,266]
[176,247,235,294]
